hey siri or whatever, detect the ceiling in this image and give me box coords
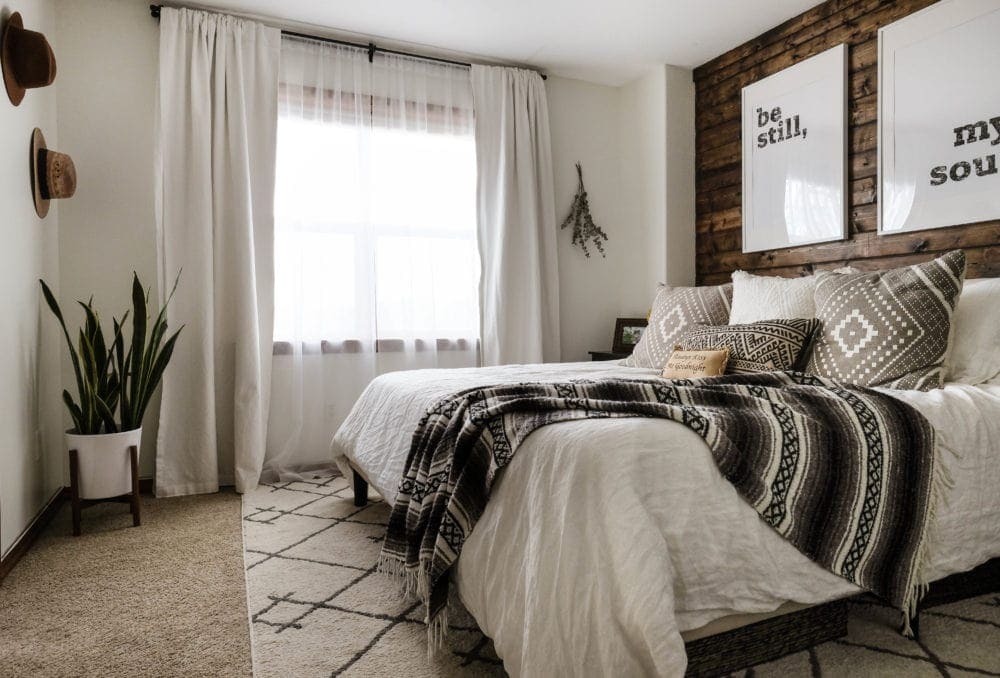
[184,0,823,86]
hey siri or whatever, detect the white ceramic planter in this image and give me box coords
[65,428,142,499]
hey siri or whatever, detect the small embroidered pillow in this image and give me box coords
[661,346,730,379]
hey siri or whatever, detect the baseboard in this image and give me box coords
[0,487,67,583]
[0,477,154,584]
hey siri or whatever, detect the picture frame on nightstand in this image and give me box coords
[612,317,648,355]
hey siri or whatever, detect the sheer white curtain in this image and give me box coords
[471,65,560,365]
[155,7,279,496]
[266,38,479,475]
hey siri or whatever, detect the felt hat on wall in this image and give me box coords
[2,12,57,106]
[31,128,75,218]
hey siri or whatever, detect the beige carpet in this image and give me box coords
[0,491,252,677]
[244,474,1000,677]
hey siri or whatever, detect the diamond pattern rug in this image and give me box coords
[243,474,1000,677]
[243,473,504,677]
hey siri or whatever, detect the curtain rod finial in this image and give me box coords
[150,4,161,18]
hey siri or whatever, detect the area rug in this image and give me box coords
[242,474,1000,677]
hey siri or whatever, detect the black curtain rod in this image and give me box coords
[149,4,545,79]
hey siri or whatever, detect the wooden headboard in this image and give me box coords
[693,0,1000,285]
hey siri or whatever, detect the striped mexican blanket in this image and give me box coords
[377,371,938,651]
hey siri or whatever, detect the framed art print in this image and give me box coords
[741,44,847,253]
[879,0,1000,235]
[612,317,647,355]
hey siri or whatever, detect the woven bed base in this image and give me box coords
[923,557,1000,609]
[684,599,848,677]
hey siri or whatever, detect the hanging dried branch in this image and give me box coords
[559,162,608,258]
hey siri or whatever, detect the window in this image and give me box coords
[273,48,479,351]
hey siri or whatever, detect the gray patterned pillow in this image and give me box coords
[806,250,966,391]
[624,284,733,368]
[681,318,820,373]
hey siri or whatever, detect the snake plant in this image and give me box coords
[40,273,183,435]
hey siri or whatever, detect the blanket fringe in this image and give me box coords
[376,553,421,600]
[426,606,449,658]
[377,553,448,656]
[900,445,953,637]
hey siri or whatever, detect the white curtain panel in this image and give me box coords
[471,65,560,366]
[266,38,479,475]
[155,8,280,496]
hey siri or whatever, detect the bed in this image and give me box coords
[332,359,1000,676]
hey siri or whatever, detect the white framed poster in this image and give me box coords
[741,44,847,254]
[879,0,1000,235]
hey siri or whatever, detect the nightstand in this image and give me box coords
[589,350,631,361]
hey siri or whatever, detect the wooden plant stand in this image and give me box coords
[68,445,141,536]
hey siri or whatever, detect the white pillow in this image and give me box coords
[947,277,1000,385]
[729,271,818,324]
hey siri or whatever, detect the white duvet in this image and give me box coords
[331,361,1000,677]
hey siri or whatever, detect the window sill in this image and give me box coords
[272,338,479,355]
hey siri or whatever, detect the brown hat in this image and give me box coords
[2,12,57,106]
[31,128,75,218]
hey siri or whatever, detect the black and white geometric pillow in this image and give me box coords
[806,250,966,391]
[623,284,733,369]
[681,318,821,374]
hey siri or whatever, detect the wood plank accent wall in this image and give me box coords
[693,0,1000,285]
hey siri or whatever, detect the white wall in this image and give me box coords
[547,67,695,362]
[618,65,696,292]
[55,0,160,478]
[664,65,696,287]
[547,75,632,361]
[618,68,668,308]
[0,0,63,556]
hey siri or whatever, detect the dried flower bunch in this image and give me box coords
[560,162,608,258]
